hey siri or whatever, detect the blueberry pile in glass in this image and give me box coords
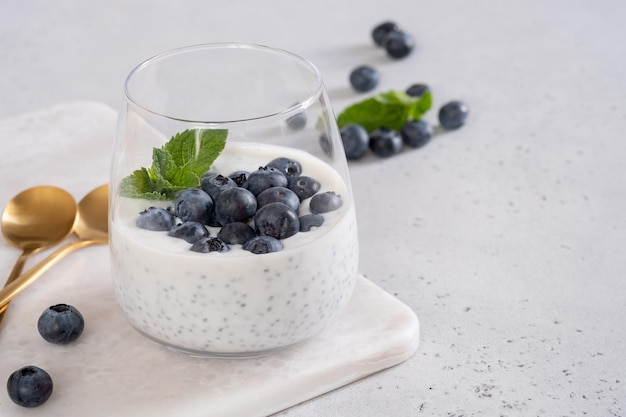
[135,156,342,254]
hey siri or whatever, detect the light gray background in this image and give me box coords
[2,1,625,416]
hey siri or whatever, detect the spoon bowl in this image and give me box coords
[0,186,77,324]
[0,185,108,310]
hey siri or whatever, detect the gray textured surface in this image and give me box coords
[1,0,625,416]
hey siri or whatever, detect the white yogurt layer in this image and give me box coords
[110,143,359,356]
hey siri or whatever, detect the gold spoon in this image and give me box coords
[0,186,77,324]
[0,184,108,310]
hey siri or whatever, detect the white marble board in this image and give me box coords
[0,102,420,416]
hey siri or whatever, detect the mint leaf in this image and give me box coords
[119,128,227,200]
[336,90,432,133]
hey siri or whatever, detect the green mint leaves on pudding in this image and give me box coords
[336,90,432,133]
[120,128,228,200]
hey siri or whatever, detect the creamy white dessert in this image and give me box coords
[110,143,358,356]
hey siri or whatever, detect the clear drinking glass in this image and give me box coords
[109,43,359,357]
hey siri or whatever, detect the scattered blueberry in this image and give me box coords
[401,119,434,148]
[214,187,257,225]
[288,175,321,201]
[217,222,256,244]
[190,237,230,253]
[136,207,176,231]
[244,166,288,196]
[254,202,300,240]
[340,123,369,160]
[406,83,430,97]
[168,221,209,243]
[257,186,300,212]
[319,133,332,156]
[438,100,469,130]
[372,21,400,46]
[349,65,379,93]
[299,213,325,232]
[7,366,53,407]
[174,188,214,224]
[286,111,307,130]
[37,304,84,345]
[310,191,343,214]
[266,157,302,180]
[200,173,237,200]
[384,31,414,59]
[369,127,403,157]
[228,170,249,187]
[242,235,284,254]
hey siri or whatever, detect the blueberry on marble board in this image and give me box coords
[438,100,469,130]
[168,221,210,243]
[136,206,176,231]
[384,31,414,59]
[340,123,369,160]
[254,202,300,240]
[310,191,343,214]
[242,235,284,254]
[349,65,379,93]
[405,83,430,97]
[7,366,53,407]
[372,21,400,46]
[369,127,403,158]
[37,304,85,344]
[286,111,307,130]
[228,170,249,187]
[401,119,434,149]
[174,188,214,225]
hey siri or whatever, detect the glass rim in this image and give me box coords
[123,42,324,125]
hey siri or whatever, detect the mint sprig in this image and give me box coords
[120,128,227,200]
[336,90,432,133]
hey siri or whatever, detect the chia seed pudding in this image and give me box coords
[110,143,359,357]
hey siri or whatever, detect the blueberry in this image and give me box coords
[214,187,257,225]
[229,170,249,187]
[257,186,300,212]
[243,166,288,196]
[406,83,430,97]
[200,173,237,199]
[438,100,469,130]
[190,237,230,253]
[349,65,379,93]
[167,221,209,243]
[288,175,321,201]
[372,21,400,46]
[385,31,414,59]
[266,157,302,180]
[7,366,53,407]
[217,222,256,244]
[174,188,214,224]
[299,213,325,232]
[242,235,283,254]
[340,123,369,160]
[401,119,434,148]
[286,112,307,130]
[136,207,176,231]
[310,191,343,214]
[37,304,84,344]
[254,202,300,240]
[319,133,332,156]
[369,127,403,157]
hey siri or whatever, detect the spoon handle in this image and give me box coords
[0,247,38,325]
[0,240,107,310]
